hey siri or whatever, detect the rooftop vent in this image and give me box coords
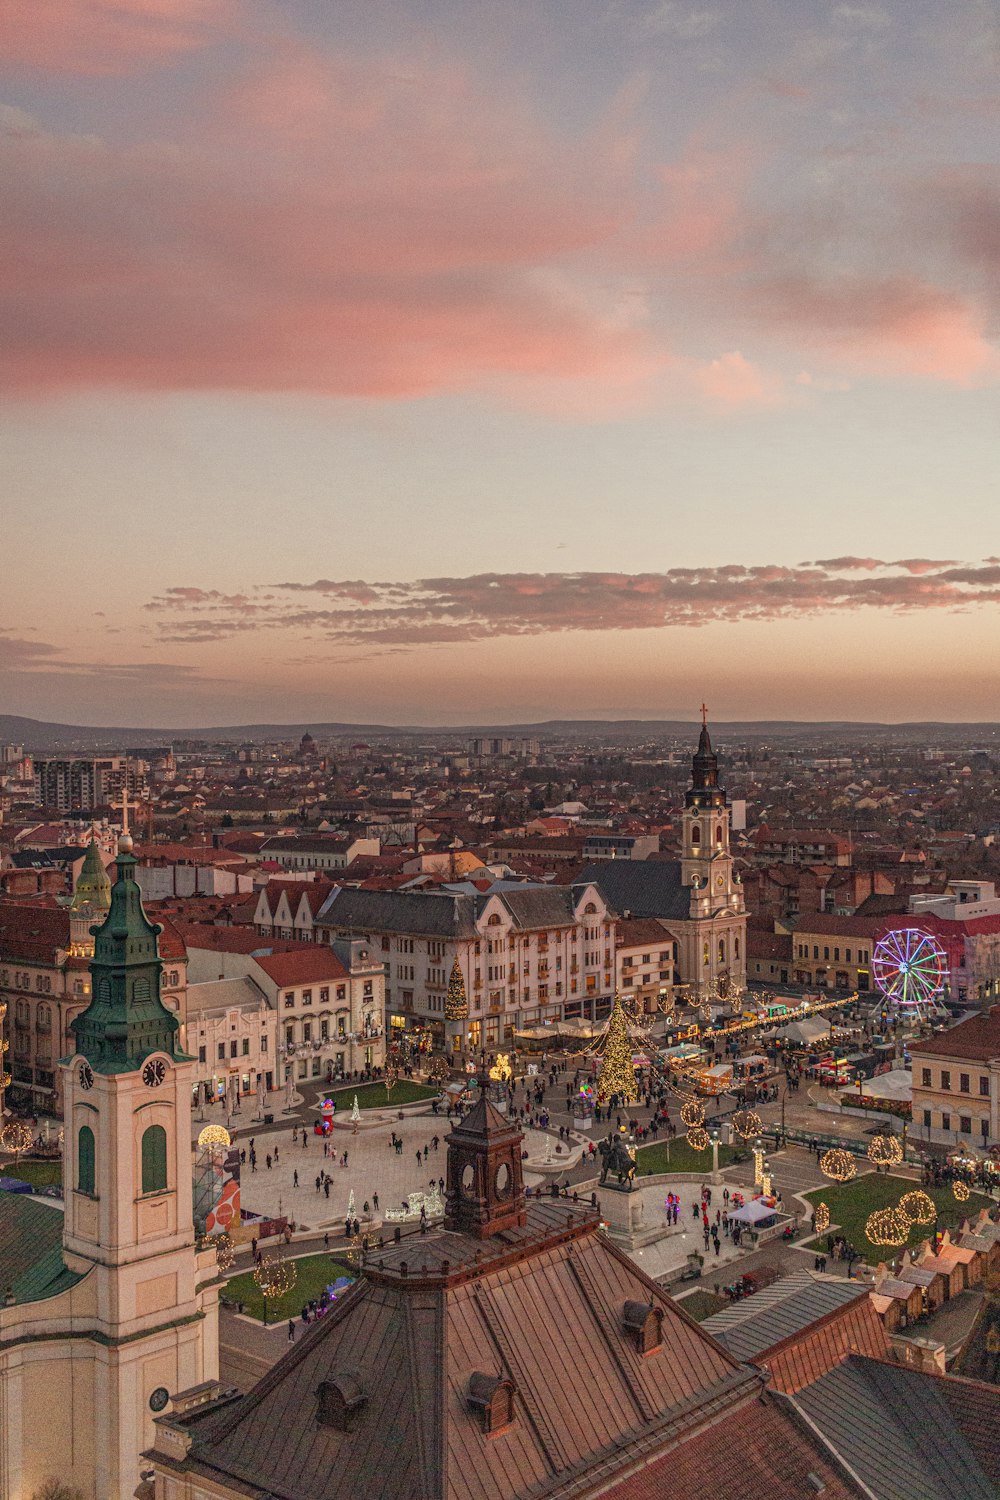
[316,1372,368,1432]
[467,1373,517,1435]
[622,1299,664,1355]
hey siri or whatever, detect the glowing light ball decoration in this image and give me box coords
[899,1190,935,1225]
[215,1233,235,1273]
[253,1254,296,1323]
[814,1203,831,1234]
[686,1126,710,1151]
[872,927,948,1021]
[198,1124,231,1152]
[867,1134,903,1169]
[820,1149,857,1183]
[680,1100,705,1128]
[865,1206,910,1247]
[953,1180,971,1202]
[0,1121,33,1161]
[731,1108,763,1140]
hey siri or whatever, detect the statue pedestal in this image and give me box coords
[598,1186,645,1242]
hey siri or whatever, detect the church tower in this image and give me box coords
[445,1071,527,1238]
[680,709,746,994]
[60,828,218,1496]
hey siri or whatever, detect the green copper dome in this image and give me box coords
[71,839,112,914]
[70,841,188,1074]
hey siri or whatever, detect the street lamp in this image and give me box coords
[709,1127,721,1186]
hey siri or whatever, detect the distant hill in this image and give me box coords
[1,712,998,754]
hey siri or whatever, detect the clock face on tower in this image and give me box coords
[78,1061,95,1091]
[142,1058,167,1088]
[715,874,725,888]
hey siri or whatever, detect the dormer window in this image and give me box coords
[316,1372,367,1432]
[468,1373,516,1434]
[622,1300,664,1355]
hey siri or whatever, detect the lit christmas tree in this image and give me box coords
[596,994,637,1104]
[445,957,469,1021]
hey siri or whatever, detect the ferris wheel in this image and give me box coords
[871,927,948,1021]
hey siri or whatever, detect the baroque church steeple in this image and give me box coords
[445,1070,527,1238]
[70,831,185,1072]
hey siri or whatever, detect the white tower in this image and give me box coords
[60,830,218,1497]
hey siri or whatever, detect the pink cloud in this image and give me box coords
[0,51,662,404]
[2,0,237,76]
[695,350,783,407]
[144,559,1000,648]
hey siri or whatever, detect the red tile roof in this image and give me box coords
[598,1393,862,1500]
[909,1005,1000,1061]
[252,948,349,985]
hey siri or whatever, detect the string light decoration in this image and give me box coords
[345,1230,380,1270]
[731,1108,763,1140]
[0,1121,32,1162]
[428,1055,450,1084]
[253,1254,296,1323]
[865,1207,910,1246]
[680,1100,705,1128]
[489,1053,512,1084]
[820,1149,857,1183]
[197,1124,231,1151]
[445,958,469,1022]
[752,1143,766,1187]
[953,1180,971,1201]
[899,1190,936,1225]
[814,1202,831,1234]
[867,1134,903,1169]
[686,1126,710,1151]
[596,995,638,1104]
[384,1064,400,1101]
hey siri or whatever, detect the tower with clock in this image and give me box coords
[680,709,746,995]
[57,826,219,1495]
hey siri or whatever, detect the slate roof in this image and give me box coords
[701,1270,871,1363]
[792,1355,1000,1500]
[316,887,479,939]
[575,862,692,921]
[0,1194,83,1303]
[164,1201,797,1500]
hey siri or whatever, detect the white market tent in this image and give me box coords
[729,1199,778,1225]
[763,1018,832,1046]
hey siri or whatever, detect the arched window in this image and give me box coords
[141,1124,168,1194]
[715,824,723,845]
[718,938,726,965]
[702,942,709,967]
[691,824,701,846]
[734,935,741,960]
[78,1125,95,1195]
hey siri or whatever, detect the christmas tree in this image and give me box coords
[596,994,637,1103]
[445,956,469,1021]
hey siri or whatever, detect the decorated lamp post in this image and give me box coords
[709,1127,721,1186]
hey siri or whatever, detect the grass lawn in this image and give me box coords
[677,1289,727,1322]
[326,1080,438,1112]
[636,1139,743,1177]
[3,1159,62,1188]
[803,1174,993,1264]
[224,1253,355,1324]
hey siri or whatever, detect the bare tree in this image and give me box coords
[31,1481,86,1500]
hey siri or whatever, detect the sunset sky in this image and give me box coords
[3,0,999,727]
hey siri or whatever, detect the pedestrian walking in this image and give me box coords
[293,1169,299,1188]
[373,1191,379,1212]
[288,1320,295,1341]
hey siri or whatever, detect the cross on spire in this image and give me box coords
[700,702,709,727]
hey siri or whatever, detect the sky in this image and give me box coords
[2,0,1000,728]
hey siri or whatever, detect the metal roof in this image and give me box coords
[0,1194,84,1304]
[575,862,692,921]
[702,1271,867,1362]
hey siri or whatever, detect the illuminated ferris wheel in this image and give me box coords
[871,928,948,1021]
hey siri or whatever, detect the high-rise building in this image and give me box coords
[33,755,147,812]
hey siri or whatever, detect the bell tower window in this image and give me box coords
[691,824,701,846]
[78,1124,96,1195]
[141,1124,168,1193]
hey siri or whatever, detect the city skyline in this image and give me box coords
[4,0,999,724]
